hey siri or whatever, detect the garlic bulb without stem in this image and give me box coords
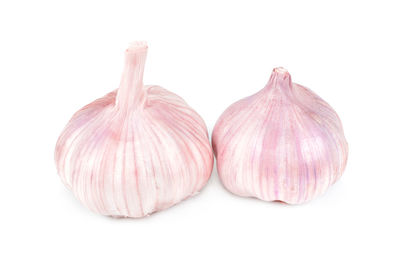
[55,42,213,217]
[212,68,348,204]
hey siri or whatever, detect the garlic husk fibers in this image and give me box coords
[55,42,213,217]
[212,68,348,204]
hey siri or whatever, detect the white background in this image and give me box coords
[1,0,399,262]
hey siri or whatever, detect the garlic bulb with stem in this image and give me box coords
[55,42,213,217]
[212,67,348,204]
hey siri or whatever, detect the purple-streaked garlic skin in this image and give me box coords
[55,42,213,217]
[212,68,348,204]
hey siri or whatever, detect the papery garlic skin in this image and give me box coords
[55,42,213,217]
[212,68,348,204]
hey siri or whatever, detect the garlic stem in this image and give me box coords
[268,67,293,92]
[116,41,148,113]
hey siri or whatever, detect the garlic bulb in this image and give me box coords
[212,68,348,204]
[55,42,213,217]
